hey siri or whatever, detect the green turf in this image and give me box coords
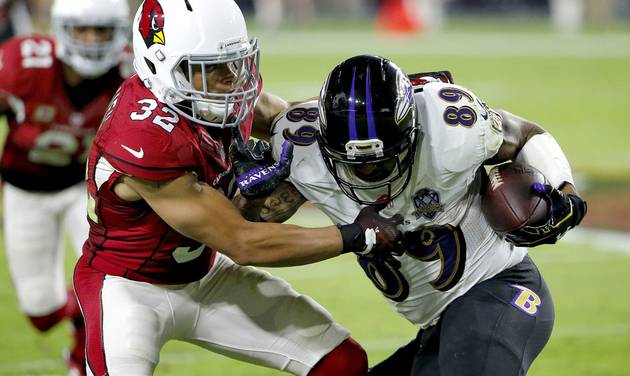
[254,30,630,180]
[1,208,629,375]
[1,27,629,375]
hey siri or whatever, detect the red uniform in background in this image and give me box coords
[0,36,124,190]
[0,33,128,376]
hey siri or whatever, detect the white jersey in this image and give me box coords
[271,81,528,328]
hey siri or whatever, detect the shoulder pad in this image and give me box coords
[98,79,196,180]
[408,71,454,92]
[419,82,503,173]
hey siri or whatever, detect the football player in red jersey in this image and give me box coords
[76,1,403,375]
[0,0,130,374]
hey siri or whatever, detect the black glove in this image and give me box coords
[230,136,294,199]
[505,183,587,247]
[338,205,404,260]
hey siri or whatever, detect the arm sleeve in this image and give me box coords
[514,132,574,188]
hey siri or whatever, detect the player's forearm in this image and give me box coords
[485,110,545,164]
[232,182,307,223]
[232,193,265,222]
[228,223,343,267]
[163,198,342,266]
[131,174,343,267]
[259,182,307,223]
[514,132,575,189]
[486,110,577,190]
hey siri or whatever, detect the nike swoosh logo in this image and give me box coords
[476,98,489,120]
[121,144,144,159]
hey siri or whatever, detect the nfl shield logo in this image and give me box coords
[413,188,443,220]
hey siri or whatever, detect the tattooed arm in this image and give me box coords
[233,181,307,223]
[231,195,266,222]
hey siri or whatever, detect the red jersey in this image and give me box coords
[0,35,127,191]
[83,76,256,284]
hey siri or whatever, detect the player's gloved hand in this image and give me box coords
[230,136,294,199]
[338,205,404,260]
[505,182,587,247]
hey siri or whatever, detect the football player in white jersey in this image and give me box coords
[259,55,587,375]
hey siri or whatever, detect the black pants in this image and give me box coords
[369,255,554,376]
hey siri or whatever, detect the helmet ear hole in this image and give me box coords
[144,58,156,75]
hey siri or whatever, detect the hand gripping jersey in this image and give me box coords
[84,76,255,284]
[272,80,528,328]
[0,35,127,191]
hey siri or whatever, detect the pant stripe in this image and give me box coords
[74,256,108,376]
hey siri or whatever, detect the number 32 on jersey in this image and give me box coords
[130,99,180,132]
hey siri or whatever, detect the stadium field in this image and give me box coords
[0,26,629,375]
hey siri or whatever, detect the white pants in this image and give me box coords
[75,253,349,376]
[3,182,88,316]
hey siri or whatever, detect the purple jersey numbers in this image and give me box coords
[358,256,410,302]
[283,125,318,146]
[358,224,467,302]
[438,87,478,128]
[286,107,319,123]
[439,87,474,102]
[405,225,467,291]
[282,107,319,146]
[443,106,477,128]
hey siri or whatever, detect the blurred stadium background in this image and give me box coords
[1,0,629,375]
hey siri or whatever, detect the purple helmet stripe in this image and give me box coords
[348,67,358,140]
[365,65,377,139]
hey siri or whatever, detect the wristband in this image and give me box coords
[337,223,365,254]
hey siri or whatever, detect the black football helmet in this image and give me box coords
[317,55,418,205]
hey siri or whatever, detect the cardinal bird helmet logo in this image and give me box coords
[139,0,166,48]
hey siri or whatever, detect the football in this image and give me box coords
[482,162,549,233]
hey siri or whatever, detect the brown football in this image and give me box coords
[482,163,549,233]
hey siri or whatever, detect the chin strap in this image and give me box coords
[195,101,234,123]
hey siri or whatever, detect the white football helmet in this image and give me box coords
[132,0,260,128]
[51,0,129,78]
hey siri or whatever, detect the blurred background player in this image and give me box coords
[76,1,403,375]
[0,0,33,41]
[265,55,587,375]
[0,0,62,43]
[0,0,130,374]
